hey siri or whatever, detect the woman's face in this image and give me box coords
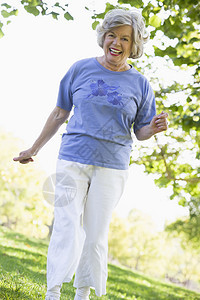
[103,25,133,67]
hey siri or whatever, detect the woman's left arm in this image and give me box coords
[135,111,168,141]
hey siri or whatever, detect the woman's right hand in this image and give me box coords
[13,148,35,164]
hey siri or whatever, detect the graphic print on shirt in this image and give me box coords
[87,79,124,106]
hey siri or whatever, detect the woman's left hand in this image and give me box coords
[134,111,169,141]
[150,111,168,134]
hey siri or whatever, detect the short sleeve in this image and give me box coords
[133,80,156,133]
[56,65,75,111]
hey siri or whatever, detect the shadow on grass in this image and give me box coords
[106,264,200,300]
[0,286,35,300]
[1,227,48,250]
[0,245,46,283]
[0,242,76,299]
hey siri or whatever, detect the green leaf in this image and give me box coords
[54,2,65,11]
[118,0,143,8]
[154,46,177,58]
[24,5,40,16]
[93,12,105,20]
[149,15,161,28]
[1,3,11,9]
[1,10,10,18]
[64,12,73,20]
[92,20,99,30]
[10,9,18,16]
[152,6,161,13]
[196,152,200,160]
[1,8,18,17]
[0,28,4,38]
[178,199,187,207]
[142,3,154,18]
[186,97,192,103]
[190,37,199,43]
[153,46,165,57]
[132,0,144,7]
[0,22,3,29]
[41,7,47,16]
[28,0,41,6]
[51,12,59,20]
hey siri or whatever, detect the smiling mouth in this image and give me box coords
[109,48,122,56]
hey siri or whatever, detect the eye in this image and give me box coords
[107,33,115,37]
[122,38,129,41]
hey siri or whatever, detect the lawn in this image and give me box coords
[0,226,200,300]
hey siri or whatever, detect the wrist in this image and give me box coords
[30,145,39,156]
[148,125,155,137]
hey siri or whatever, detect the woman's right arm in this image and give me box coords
[13,106,70,164]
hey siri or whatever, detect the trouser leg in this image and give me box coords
[74,286,91,300]
[46,160,92,291]
[45,285,61,300]
[74,166,128,297]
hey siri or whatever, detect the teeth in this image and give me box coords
[110,48,121,54]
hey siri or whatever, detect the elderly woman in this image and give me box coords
[14,8,168,300]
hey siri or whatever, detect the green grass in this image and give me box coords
[0,226,200,300]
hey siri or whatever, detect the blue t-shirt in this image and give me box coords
[56,57,156,170]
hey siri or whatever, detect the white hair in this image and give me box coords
[96,8,149,59]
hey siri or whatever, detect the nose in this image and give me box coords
[113,37,120,46]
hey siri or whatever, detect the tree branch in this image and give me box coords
[154,135,200,183]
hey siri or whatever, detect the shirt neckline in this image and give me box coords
[93,57,133,74]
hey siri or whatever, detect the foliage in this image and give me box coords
[139,0,200,244]
[126,210,159,272]
[0,129,53,238]
[161,231,200,287]
[0,0,74,38]
[166,196,200,246]
[1,226,200,300]
[108,211,200,289]
[108,212,130,265]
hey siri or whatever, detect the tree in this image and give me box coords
[109,210,164,275]
[126,209,161,274]
[108,212,130,265]
[140,0,200,246]
[139,0,200,245]
[163,230,200,287]
[108,211,200,288]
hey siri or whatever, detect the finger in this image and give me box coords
[156,120,168,127]
[13,157,33,163]
[163,113,168,118]
[157,113,168,119]
[157,123,168,130]
[153,113,167,123]
[155,116,168,125]
[13,156,23,161]
[13,156,27,161]
[20,158,34,164]
[155,120,165,126]
[155,116,168,124]
[155,117,168,124]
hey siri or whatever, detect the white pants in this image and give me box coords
[47,160,128,297]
